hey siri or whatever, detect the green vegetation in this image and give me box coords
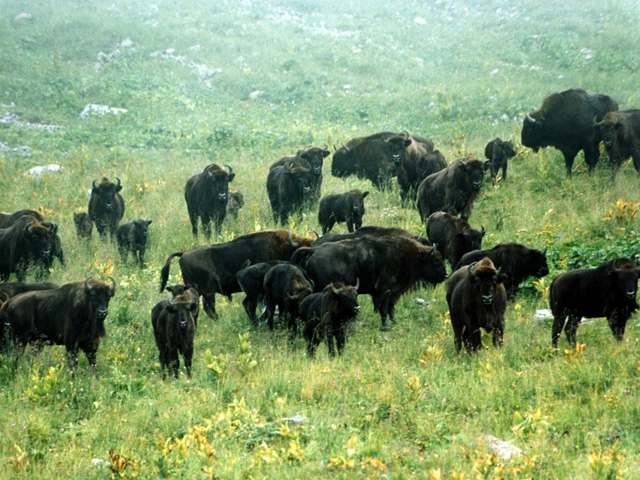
[1,0,640,477]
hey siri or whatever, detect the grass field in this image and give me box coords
[1,0,640,478]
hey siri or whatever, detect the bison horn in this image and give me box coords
[92,179,98,189]
[402,130,410,138]
[330,282,340,295]
[116,177,121,188]
[288,230,300,249]
[467,262,478,277]
[542,247,548,256]
[354,277,360,291]
[224,164,233,174]
[84,276,93,291]
[341,143,350,153]
[108,276,116,293]
[526,112,536,124]
[592,115,599,126]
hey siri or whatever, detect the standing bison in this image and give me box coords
[593,109,640,181]
[446,258,507,353]
[226,190,244,219]
[0,209,43,228]
[385,132,436,204]
[549,258,639,347]
[426,212,485,270]
[116,219,152,268]
[185,164,235,240]
[73,212,93,241]
[417,156,485,222]
[318,189,369,234]
[159,230,313,320]
[151,288,199,379]
[267,162,316,225]
[484,138,517,185]
[0,215,57,281]
[236,260,288,328]
[88,177,125,242]
[1,277,116,373]
[271,146,330,204]
[521,88,618,176]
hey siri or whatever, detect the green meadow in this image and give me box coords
[1,0,640,477]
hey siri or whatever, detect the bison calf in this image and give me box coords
[73,212,93,241]
[116,219,152,268]
[151,289,199,379]
[549,257,639,347]
[318,189,369,234]
[236,260,287,328]
[446,258,507,353]
[299,282,360,358]
[484,138,516,185]
[227,190,244,219]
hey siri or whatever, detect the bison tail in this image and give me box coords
[159,251,185,292]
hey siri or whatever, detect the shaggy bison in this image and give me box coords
[267,162,316,225]
[426,212,485,270]
[73,212,93,241]
[318,189,369,234]
[236,260,287,328]
[549,258,639,347]
[0,215,57,281]
[88,177,125,241]
[593,109,640,181]
[484,138,517,185]
[227,190,244,219]
[116,219,152,268]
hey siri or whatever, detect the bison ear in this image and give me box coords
[146,220,153,225]
[483,159,491,171]
[228,173,236,182]
[403,139,412,148]
[322,149,330,158]
[615,122,623,130]
[497,273,508,284]
[362,191,369,198]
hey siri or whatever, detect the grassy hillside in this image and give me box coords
[1,0,640,478]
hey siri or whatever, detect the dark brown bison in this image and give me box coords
[236,260,288,328]
[263,263,314,341]
[0,209,43,228]
[271,146,330,204]
[521,88,618,176]
[0,281,59,300]
[163,284,200,325]
[159,230,313,320]
[311,225,430,248]
[88,177,125,241]
[73,212,93,241]
[0,215,57,281]
[299,282,360,358]
[1,277,116,373]
[549,258,639,347]
[116,219,152,268]
[293,235,446,330]
[426,212,485,270]
[331,131,398,189]
[226,190,244,219]
[267,162,316,225]
[484,138,517,185]
[593,109,640,181]
[417,156,486,222]
[318,189,369,234]
[385,132,436,205]
[151,288,199,379]
[446,258,507,353]
[417,150,447,183]
[185,164,235,240]
[456,243,549,298]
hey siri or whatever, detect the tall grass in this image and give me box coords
[1,0,640,478]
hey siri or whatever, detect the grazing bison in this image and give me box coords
[484,138,517,185]
[446,258,507,353]
[73,212,93,241]
[88,177,125,241]
[116,219,152,268]
[293,235,446,330]
[386,132,436,205]
[151,288,199,379]
[521,88,618,176]
[331,131,398,189]
[0,281,59,300]
[0,215,56,281]
[311,225,430,248]
[159,230,313,320]
[1,277,116,373]
[263,263,314,340]
[456,243,549,298]
[226,190,244,219]
[318,189,369,234]
[299,282,360,358]
[236,260,288,328]
[0,209,43,229]
[267,162,316,225]
[426,212,485,270]
[593,109,640,181]
[271,146,330,203]
[549,258,639,347]
[185,164,235,240]
[417,156,485,222]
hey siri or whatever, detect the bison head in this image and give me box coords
[468,258,507,306]
[204,164,235,202]
[285,162,315,198]
[385,132,412,164]
[461,157,485,191]
[25,220,53,260]
[327,280,360,318]
[166,291,199,331]
[91,177,122,211]
[419,247,448,286]
[300,146,330,175]
[133,219,153,237]
[458,225,485,252]
[610,258,639,301]
[521,111,545,152]
[331,144,357,177]
[84,276,116,322]
[593,114,622,149]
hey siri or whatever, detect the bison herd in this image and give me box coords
[1,87,639,377]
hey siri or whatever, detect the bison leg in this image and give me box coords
[450,315,464,353]
[242,295,260,329]
[137,245,146,269]
[303,320,321,359]
[377,290,393,331]
[607,315,628,342]
[335,325,347,356]
[201,293,218,320]
[183,348,193,378]
[464,327,483,353]
[158,349,168,380]
[560,149,579,177]
[492,323,504,348]
[324,325,336,358]
[201,215,212,242]
[564,315,581,346]
[168,348,180,379]
[551,314,567,348]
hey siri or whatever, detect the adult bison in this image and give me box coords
[159,230,313,320]
[0,215,57,281]
[185,164,235,240]
[593,109,640,181]
[271,146,330,203]
[484,138,517,185]
[311,225,430,248]
[318,189,369,234]
[521,88,618,176]
[426,212,485,270]
[417,156,485,222]
[446,258,508,353]
[151,288,199,379]
[299,282,360,358]
[267,162,316,225]
[0,209,43,229]
[1,277,116,373]
[331,131,398,189]
[293,235,446,330]
[88,176,125,241]
[456,243,549,299]
[0,281,59,300]
[549,258,639,347]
